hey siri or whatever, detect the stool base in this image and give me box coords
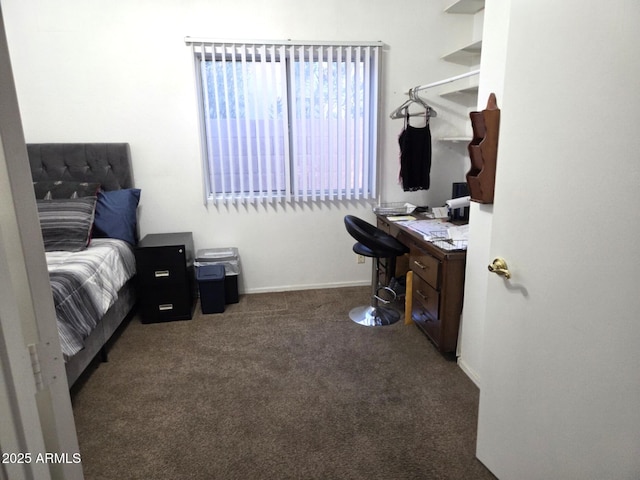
[349,305,402,327]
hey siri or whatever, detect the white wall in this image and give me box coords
[3,0,475,293]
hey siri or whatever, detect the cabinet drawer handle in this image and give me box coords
[158,303,174,311]
[414,260,428,270]
[154,270,170,278]
[416,290,428,301]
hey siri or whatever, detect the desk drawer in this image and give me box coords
[377,217,391,234]
[410,246,440,288]
[412,274,439,320]
[412,275,441,347]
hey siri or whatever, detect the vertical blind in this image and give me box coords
[187,39,382,205]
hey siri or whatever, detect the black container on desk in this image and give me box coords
[197,264,226,314]
[451,182,470,221]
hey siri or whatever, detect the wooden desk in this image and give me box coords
[377,215,466,353]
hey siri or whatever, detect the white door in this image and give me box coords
[476,1,640,479]
[0,10,84,480]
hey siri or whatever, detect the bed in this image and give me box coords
[28,143,139,387]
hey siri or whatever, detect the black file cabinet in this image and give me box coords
[135,232,196,323]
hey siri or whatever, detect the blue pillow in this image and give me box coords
[93,189,141,244]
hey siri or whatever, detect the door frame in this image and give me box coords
[0,6,84,480]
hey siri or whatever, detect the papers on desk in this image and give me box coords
[448,224,469,241]
[395,219,469,251]
[386,214,416,222]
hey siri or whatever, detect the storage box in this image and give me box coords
[196,264,226,314]
[195,248,240,304]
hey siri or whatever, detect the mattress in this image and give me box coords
[46,238,136,357]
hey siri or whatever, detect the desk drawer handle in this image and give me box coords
[414,260,428,270]
[158,303,174,311]
[416,290,428,301]
[154,270,170,278]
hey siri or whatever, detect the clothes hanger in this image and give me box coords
[389,98,414,119]
[409,88,437,118]
[389,88,437,119]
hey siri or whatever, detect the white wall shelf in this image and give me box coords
[438,74,479,106]
[441,40,482,66]
[444,0,485,14]
[433,1,482,163]
[441,85,478,96]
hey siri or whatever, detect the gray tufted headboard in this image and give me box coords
[27,143,133,191]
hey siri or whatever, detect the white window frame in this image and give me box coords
[187,38,382,205]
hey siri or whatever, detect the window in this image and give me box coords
[188,40,381,204]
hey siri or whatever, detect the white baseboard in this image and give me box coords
[243,280,370,295]
[457,356,481,388]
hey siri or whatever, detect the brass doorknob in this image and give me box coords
[488,257,511,279]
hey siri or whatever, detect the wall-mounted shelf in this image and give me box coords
[439,75,479,106]
[439,76,478,96]
[434,0,484,166]
[444,0,485,14]
[441,40,482,66]
[467,93,500,204]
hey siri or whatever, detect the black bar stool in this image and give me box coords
[344,215,409,326]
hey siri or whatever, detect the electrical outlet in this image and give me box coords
[357,255,365,264]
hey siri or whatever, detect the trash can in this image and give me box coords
[195,248,240,304]
[196,264,226,314]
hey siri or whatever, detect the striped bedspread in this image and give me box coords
[46,238,136,357]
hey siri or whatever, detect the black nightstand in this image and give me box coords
[135,232,196,323]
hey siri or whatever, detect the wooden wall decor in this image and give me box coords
[467,93,500,204]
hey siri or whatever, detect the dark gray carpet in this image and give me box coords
[71,287,495,480]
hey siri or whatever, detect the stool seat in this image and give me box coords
[344,215,408,258]
[353,242,375,258]
[344,215,409,326]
